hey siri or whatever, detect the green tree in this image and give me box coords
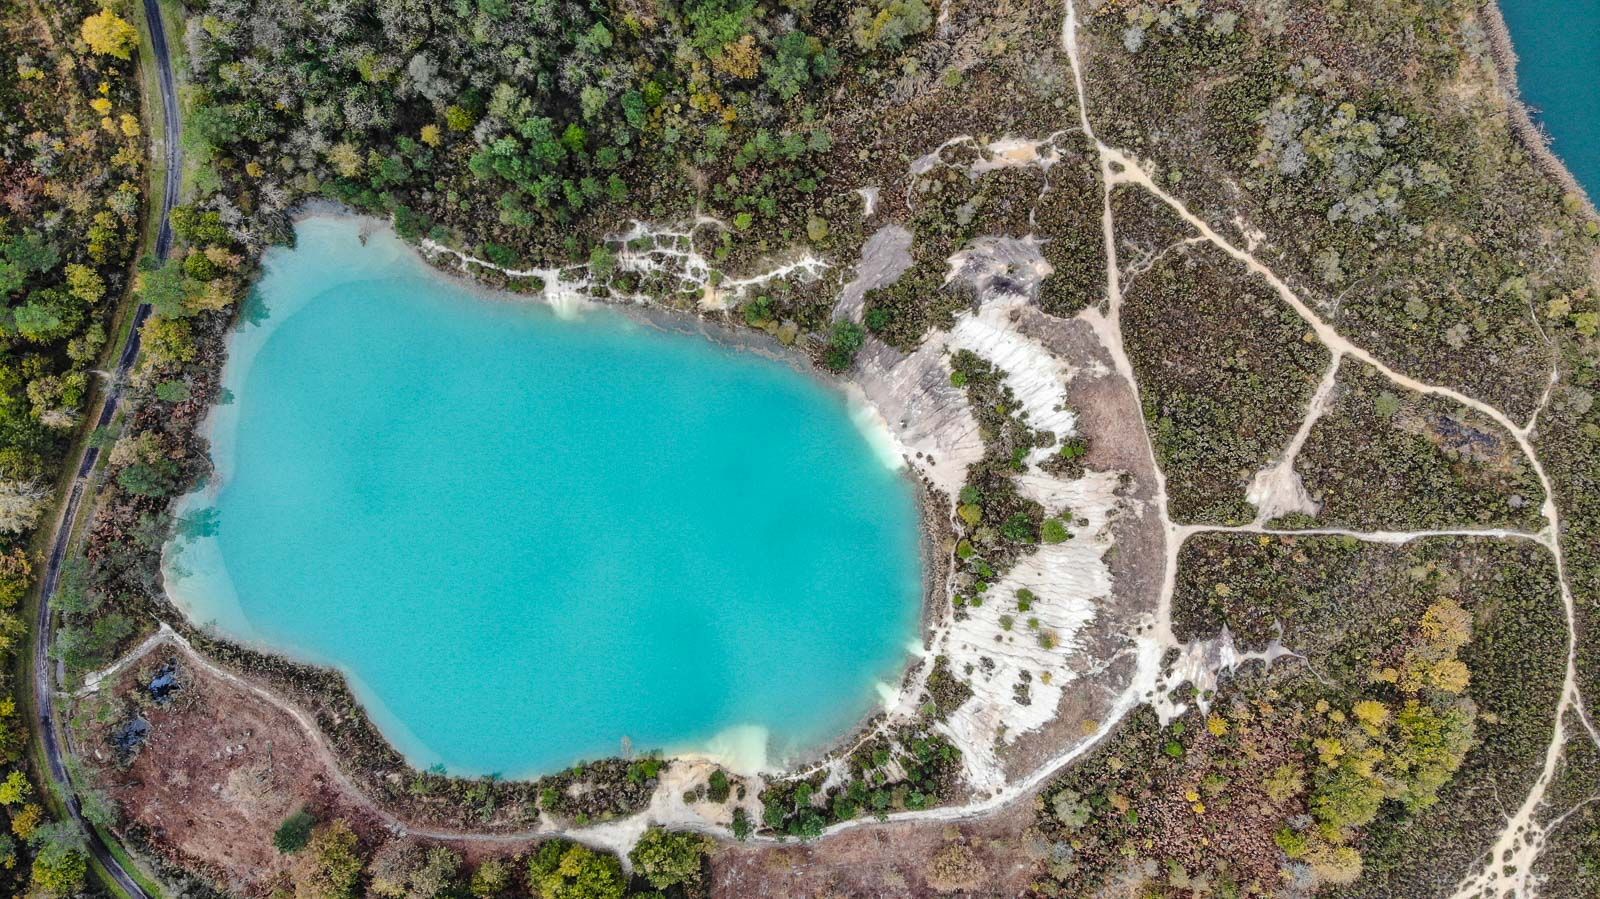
[29,824,87,897]
[117,458,181,498]
[64,264,105,304]
[468,857,511,897]
[706,768,731,803]
[823,320,866,372]
[141,316,198,365]
[629,828,711,890]
[849,0,932,52]
[527,841,625,899]
[155,380,193,403]
[138,258,195,318]
[410,847,461,899]
[292,820,364,899]
[1387,699,1475,811]
[0,770,32,805]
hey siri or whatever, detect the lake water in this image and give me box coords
[165,216,922,778]
[1498,0,1600,195]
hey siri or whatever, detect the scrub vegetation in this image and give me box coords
[1294,361,1547,532]
[267,818,707,899]
[276,817,718,899]
[1121,243,1328,524]
[1028,534,1565,895]
[947,350,1049,585]
[757,723,962,838]
[1080,0,1569,420]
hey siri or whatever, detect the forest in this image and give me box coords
[0,0,151,891]
[178,0,935,271]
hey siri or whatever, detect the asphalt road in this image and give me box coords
[31,0,178,893]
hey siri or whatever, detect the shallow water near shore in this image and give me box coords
[1498,0,1600,196]
[165,216,922,777]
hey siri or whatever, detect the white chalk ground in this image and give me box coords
[422,219,827,317]
[852,332,985,501]
[833,225,914,324]
[931,469,1117,793]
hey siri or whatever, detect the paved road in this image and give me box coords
[31,0,178,893]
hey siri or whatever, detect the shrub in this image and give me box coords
[706,768,730,803]
[292,820,364,899]
[823,320,866,372]
[273,809,316,854]
[1041,518,1070,543]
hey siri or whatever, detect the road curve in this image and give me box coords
[31,0,178,893]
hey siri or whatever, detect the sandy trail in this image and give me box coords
[1247,353,1340,522]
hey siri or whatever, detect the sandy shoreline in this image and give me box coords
[1478,0,1596,211]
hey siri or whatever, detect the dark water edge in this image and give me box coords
[1496,0,1600,199]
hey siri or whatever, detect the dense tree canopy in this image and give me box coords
[180,0,933,265]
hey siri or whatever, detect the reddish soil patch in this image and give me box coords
[67,653,532,895]
[70,654,375,894]
[711,799,1042,898]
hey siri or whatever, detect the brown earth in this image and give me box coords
[712,799,1042,898]
[66,652,534,896]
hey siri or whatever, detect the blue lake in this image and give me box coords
[1499,0,1600,194]
[165,216,922,778]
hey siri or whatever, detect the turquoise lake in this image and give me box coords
[1499,0,1600,194]
[165,216,923,778]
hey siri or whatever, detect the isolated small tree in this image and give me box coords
[0,478,47,535]
[706,768,731,803]
[467,857,510,897]
[292,820,364,899]
[274,809,316,853]
[925,841,985,894]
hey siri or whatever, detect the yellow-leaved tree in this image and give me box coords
[81,10,139,60]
